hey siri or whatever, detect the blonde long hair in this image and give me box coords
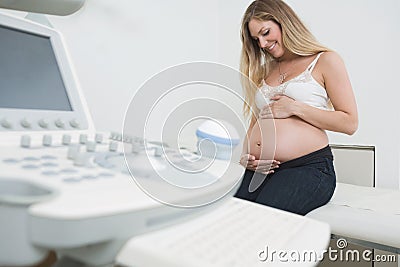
[240,0,330,119]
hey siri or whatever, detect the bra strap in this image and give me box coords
[307,52,324,72]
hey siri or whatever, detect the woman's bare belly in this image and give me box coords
[248,117,328,162]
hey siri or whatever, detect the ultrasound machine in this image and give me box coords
[0,8,247,266]
[0,3,332,267]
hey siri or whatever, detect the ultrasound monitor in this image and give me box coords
[0,12,93,132]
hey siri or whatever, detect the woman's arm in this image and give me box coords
[241,114,257,155]
[265,51,358,135]
[293,52,358,135]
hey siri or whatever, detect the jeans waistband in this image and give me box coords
[278,145,333,170]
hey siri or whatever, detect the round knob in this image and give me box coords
[20,118,31,128]
[69,119,80,128]
[95,133,103,144]
[62,134,72,145]
[67,144,81,160]
[109,141,118,152]
[55,119,65,128]
[20,135,31,148]
[38,119,49,129]
[42,135,52,146]
[1,119,12,129]
[86,141,96,152]
[79,134,88,144]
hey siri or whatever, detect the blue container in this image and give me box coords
[196,120,240,160]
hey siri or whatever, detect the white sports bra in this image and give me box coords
[255,52,329,110]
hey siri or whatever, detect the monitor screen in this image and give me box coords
[0,25,72,111]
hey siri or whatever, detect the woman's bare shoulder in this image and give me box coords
[319,51,345,68]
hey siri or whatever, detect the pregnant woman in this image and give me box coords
[235,0,358,215]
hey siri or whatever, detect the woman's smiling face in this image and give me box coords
[248,19,284,59]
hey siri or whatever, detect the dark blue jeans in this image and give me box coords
[234,146,336,216]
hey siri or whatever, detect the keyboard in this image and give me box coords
[116,197,330,267]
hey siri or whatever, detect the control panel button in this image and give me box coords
[1,119,12,129]
[110,132,119,141]
[74,153,89,167]
[22,164,40,169]
[69,119,80,128]
[41,170,59,176]
[63,177,81,183]
[38,119,49,129]
[123,135,132,143]
[20,135,31,148]
[59,168,78,174]
[131,142,142,153]
[98,172,114,178]
[67,144,81,160]
[62,134,72,145]
[43,135,52,146]
[3,158,19,164]
[95,133,103,144]
[79,134,88,144]
[41,162,58,167]
[55,119,65,128]
[23,157,40,161]
[111,133,122,141]
[86,141,96,152]
[154,146,163,157]
[20,118,32,128]
[81,174,97,180]
[109,141,118,152]
[41,155,57,160]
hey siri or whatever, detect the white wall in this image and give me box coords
[287,0,400,189]
[49,0,220,132]
[4,0,398,188]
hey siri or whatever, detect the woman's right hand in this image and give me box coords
[239,154,280,175]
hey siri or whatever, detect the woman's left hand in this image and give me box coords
[259,94,296,119]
